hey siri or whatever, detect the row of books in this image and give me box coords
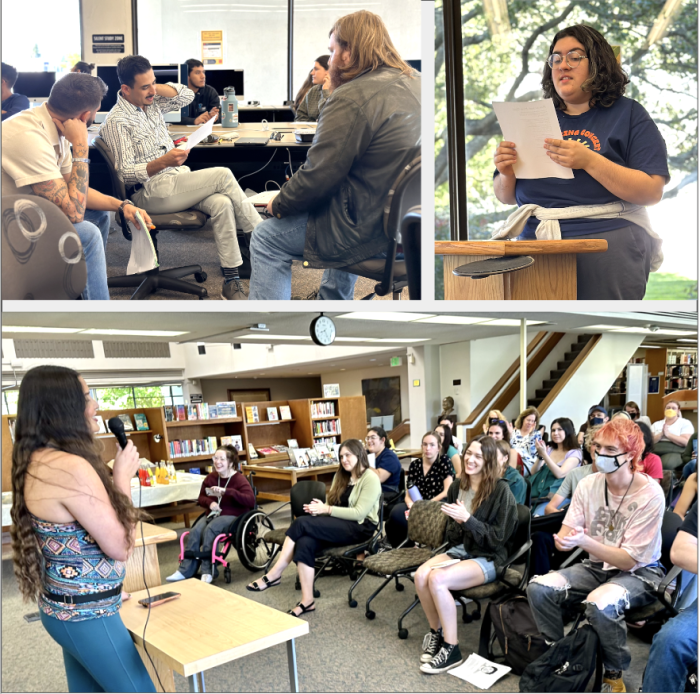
[95,412,149,434]
[169,436,219,458]
[289,443,338,468]
[220,435,244,452]
[313,419,341,436]
[311,401,335,417]
[163,402,238,422]
[244,405,293,423]
[313,436,339,446]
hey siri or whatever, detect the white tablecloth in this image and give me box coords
[1,473,206,525]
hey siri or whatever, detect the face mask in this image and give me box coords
[665,409,677,418]
[590,416,605,426]
[595,451,629,474]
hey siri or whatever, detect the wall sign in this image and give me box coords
[190,394,203,404]
[93,45,125,53]
[202,30,224,65]
[93,34,125,42]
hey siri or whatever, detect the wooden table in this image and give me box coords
[242,462,338,502]
[435,239,608,299]
[121,579,308,692]
[395,449,422,461]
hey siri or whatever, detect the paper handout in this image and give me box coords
[126,211,159,275]
[492,98,574,180]
[177,118,215,150]
[448,653,512,689]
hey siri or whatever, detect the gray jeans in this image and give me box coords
[178,513,240,577]
[132,167,261,268]
[526,559,665,671]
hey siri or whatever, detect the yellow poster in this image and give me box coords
[201,30,223,65]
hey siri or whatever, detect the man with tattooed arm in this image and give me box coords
[1,72,152,300]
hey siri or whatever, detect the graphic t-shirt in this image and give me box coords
[511,97,669,239]
[564,471,665,571]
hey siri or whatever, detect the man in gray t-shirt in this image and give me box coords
[544,462,596,515]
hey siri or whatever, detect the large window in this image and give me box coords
[1,0,81,74]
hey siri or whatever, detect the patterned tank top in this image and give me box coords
[31,513,125,622]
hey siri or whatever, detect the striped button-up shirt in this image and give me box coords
[99,83,194,187]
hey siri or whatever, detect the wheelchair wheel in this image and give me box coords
[235,510,276,572]
[224,567,232,584]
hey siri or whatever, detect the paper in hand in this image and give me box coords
[492,98,574,180]
[178,118,215,150]
[448,653,512,689]
[126,210,159,275]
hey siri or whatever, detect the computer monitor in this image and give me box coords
[406,59,421,72]
[13,72,55,98]
[203,69,244,99]
[96,65,121,112]
[151,64,180,84]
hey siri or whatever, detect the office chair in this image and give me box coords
[304,156,421,300]
[93,136,212,299]
[2,194,87,299]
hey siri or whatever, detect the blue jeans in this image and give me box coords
[249,213,357,300]
[40,611,156,692]
[682,458,697,480]
[643,599,697,692]
[73,209,110,300]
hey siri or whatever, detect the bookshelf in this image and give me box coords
[665,349,698,394]
[242,400,302,463]
[288,396,366,447]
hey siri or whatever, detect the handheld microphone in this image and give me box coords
[107,417,128,449]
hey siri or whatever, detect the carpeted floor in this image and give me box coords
[1,501,653,693]
[104,216,407,301]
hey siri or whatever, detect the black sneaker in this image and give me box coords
[420,643,463,674]
[420,628,444,663]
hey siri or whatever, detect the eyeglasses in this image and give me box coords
[547,50,588,69]
[365,436,380,442]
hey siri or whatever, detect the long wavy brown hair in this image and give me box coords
[328,10,414,88]
[11,365,143,602]
[327,438,370,505]
[460,435,501,514]
[542,24,629,111]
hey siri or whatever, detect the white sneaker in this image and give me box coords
[166,571,186,582]
[201,574,213,583]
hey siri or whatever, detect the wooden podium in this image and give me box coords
[435,239,608,300]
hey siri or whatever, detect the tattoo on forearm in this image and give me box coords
[30,164,89,224]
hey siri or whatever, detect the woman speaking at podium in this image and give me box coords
[493,25,669,300]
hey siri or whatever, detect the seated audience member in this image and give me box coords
[439,417,463,454]
[509,407,541,477]
[1,72,152,300]
[295,55,330,122]
[481,409,508,435]
[167,446,254,583]
[530,417,582,513]
[292,73,314,116]
[578,404,609,445]
[436,423,461,478]
[385,432,454,548]
[249,10,421,300]
[1,62,29,121]
[246,439,380,616]
[681,432,698,480]
[612,411,631,421]
[181,59,220,125]
[652,400,694,471]
[99,55,261,300]
[623,400,651,428]
[494,439,527,504]
[414,436,517,674]
[643,501,698,694]
[364,426,402,495]
[636,421,663,482]
[527,418,665,693]
[487,420,522,472]
[674,473,697,520]
[71,62,95,75]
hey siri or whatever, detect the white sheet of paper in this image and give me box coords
[449,653,512,689]
[179,118,215,150]
[126,211,159,275]
[367,453,376,469]
[492,99,574,180]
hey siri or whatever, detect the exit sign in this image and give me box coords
[391,357,403,367]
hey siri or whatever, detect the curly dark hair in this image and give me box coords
[542,24,629,111]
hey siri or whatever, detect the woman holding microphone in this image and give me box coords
[493,24,669,300]
[10,366,155,692]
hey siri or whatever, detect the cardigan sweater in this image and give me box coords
[329,468,381,526]
[444,478,518,570]
[197,471,255,517]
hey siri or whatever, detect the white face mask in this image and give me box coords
[595,451,630,474]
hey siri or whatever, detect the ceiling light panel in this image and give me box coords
[80,329,187,336]
[337,312,435,322]
[413,316,492,325]
[2,326,83,333]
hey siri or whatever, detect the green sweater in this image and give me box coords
[329,468,381,526]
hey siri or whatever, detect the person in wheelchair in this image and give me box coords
[414,436,518,675]
[167,445,255,583]
[246,438,381,617]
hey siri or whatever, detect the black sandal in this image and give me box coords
[246,575,281,592]
[288,600,315,616]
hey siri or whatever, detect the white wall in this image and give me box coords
[81,0,134,66]
[439,341,470,423]
[469,334,521,411]
[407,344,442,448]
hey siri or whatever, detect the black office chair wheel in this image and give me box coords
[224,567,232,584]
[349,570,358,581]
[453,255,534,278]
[313,588,321,598]
[398,628,408,640]
[462,612,473,624]
[194,272,207,283]
[365,610,376,620]
[349,599,358,608]
[395,582,405,592]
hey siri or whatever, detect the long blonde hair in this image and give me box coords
[329,11,414,85]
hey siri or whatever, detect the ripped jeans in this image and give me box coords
[526,559,665,671]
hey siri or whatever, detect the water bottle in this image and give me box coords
[222,87,239,128]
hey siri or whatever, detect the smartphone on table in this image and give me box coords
[138,592,181,608]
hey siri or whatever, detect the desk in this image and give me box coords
[242,462,338,503]
[121,579,308,692]
[435,239,608,300]
[238,105,295,122]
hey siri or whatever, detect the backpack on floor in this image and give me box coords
[478,594,549,676]
[519,624,603,693]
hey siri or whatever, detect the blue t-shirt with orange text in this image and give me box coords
[512,96,669,238]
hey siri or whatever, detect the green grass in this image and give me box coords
[644,273,698,300]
